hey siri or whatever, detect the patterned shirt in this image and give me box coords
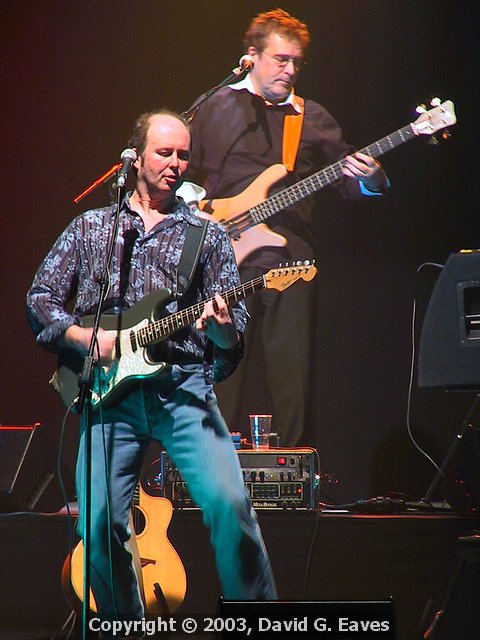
[26,195,247,383]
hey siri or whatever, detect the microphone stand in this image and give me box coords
[69,62,250,632]
[182,62,251,122]
[420,392,480,639]
[76,180,126,640]
[73,61,252,207]
[74,162,122,204]
[421,392,480,504]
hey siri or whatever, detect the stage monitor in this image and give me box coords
[418,251,480,389]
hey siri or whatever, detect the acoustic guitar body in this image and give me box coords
[62,492,186,615]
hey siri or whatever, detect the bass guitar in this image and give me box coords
[62,487,186,615]
[55,263,317,410]
[197,100,457,265]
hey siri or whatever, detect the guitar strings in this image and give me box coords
[225,125,414,234]
[135,275,267,347]
[135,266,313,348]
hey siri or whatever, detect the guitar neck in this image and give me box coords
[135,275,265,349]
[240,123,416,228]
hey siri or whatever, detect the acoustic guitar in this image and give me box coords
[62,486,186,615]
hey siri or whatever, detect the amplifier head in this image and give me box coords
[147,447,319,511]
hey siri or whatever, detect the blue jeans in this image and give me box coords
[76,364,277,621]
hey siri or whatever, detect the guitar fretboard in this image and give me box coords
[228,124,416,235]
[135,275,266,349]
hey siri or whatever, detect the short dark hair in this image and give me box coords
[127,109,191,155]
[243,8,310,53]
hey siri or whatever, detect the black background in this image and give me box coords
[2,0,479,506]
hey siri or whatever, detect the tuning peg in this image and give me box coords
[430,97,442,107]
[442,130,452,140]
[416,103,428,114]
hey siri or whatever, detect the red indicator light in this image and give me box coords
[277,456,287,466]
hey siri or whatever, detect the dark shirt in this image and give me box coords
[26,195,247,383]
[188,85,363,268]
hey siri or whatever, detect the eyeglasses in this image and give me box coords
[261,50,305,71]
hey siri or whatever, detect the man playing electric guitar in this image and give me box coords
[187,8,389,447]
[27,110,277,632]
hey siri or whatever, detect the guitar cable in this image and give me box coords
[406,262,446,481]
[302,446,322,600]
[95,335,122,621]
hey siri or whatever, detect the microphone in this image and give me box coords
[116,148,138,188]
[232,54,254,75]
[239,54,254,70]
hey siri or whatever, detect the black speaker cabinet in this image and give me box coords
[418,251,480,389]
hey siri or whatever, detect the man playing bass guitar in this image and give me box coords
[187,8,389,447]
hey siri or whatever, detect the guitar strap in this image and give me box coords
[282,95,305,172]
[175,217,208,300]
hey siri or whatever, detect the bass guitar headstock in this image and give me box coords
[412,97,456,139]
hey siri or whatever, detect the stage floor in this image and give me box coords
[0,510,478,639]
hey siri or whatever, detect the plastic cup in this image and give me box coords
[249,414,272,450]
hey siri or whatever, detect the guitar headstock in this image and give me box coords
[264,261,318,291]
[412,99,456,136]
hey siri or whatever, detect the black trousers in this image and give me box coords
[214,264,317,447]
